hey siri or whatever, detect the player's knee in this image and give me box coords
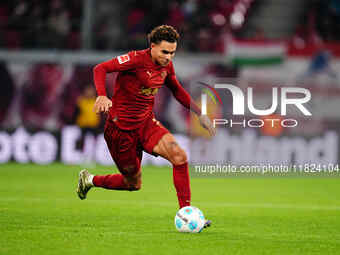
[171,148,187,166]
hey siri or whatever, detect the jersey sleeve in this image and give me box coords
[93,51,141,96]
[165,62,201,115]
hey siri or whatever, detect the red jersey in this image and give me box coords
[93,48,200,130]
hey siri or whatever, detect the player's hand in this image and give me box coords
[93,96,112,114]
[199,115,216,136]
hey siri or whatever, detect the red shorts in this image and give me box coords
[104,116,169,177]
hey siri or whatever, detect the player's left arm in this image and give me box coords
[93,51,141,113]
[165,66,216,136]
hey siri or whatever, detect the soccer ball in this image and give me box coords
[174,206,206,233]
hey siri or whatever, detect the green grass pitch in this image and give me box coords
[0,163,340,255]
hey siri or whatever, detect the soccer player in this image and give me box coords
[77,25,215,227]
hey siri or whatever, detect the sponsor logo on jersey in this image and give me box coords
[117,54,130,64]
[140,86,159,96]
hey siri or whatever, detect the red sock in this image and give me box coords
[93,174,129,190]
[173,162,191,208]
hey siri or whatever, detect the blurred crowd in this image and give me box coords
[0,63,105,130]
[293,0,340,45]
[313,0,340,41]
[0,0,82,49]
[1,0,340,52]
[0,0,255,52]
[93,0,254,53]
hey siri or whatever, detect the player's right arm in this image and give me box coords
[93,51,140,113]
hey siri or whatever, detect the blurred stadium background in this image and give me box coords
[1,0,340,166]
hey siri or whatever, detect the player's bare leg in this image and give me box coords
[153,133,187,166]
[153,133,211,228]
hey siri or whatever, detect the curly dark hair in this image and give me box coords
[147,25,180,45]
